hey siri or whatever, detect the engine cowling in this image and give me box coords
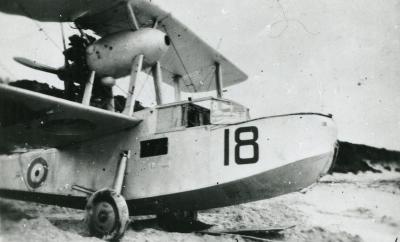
[86,28,170,78]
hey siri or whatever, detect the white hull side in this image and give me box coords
[125,113,337,200]
[0,113,337,215]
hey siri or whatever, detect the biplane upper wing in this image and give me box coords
[0,84,141,152]
[76,0,248,93]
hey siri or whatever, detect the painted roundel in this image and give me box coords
[27,158,48,189]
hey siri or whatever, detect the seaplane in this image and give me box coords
[0,0,338,240]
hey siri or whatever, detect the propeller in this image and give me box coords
[14,23,72,82]
[60,23,68,68]
[14,24,116,110]
[13,23,73,91]
[13,57,63,76]
[14,54,116,110]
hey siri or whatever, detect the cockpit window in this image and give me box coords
[184,103,210,127]
[156,97,249,132]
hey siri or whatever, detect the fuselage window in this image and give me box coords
[140,138,168,158]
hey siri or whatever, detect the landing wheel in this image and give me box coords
[85,189,130,240]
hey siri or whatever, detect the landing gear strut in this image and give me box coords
[85,151,130,240]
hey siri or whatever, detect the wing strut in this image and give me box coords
[123,54,144,116]
[152,62,163,105]
[215,62,223,98]
[82,71,96,105]
[173,75,182,102]
[151,20,163,105]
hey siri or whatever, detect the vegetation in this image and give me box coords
[333,141,400,173]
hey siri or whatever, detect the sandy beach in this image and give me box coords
[1,169,399,242]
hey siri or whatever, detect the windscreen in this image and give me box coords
[210,100,249,124]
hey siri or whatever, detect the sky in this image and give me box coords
[0,0,399,150]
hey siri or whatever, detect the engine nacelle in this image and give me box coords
[86,28,170,78]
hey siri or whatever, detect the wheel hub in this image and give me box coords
[92,201,116,233]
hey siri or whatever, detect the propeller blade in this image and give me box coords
[60,23,70,68]
[59,23,72,95]
[13,57,61,75]
[60,23,67,51]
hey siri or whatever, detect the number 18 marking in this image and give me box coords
[224,126,259,166]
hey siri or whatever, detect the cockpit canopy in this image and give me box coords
[156,97,249,133]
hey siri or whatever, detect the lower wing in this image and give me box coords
[0,84,141,153]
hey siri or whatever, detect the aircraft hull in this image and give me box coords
[0,112,337,215]
[128,151,335,214]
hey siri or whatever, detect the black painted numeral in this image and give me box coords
[235,126,259,164]
[224,126,259,165]
[224,129,230,166]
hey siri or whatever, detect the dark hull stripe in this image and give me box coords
[127,152,333,215]
[0,152,333,215]
[0,189,87,210]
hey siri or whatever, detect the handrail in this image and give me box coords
[155,96,248,110]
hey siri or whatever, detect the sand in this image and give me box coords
[1,171,399,242]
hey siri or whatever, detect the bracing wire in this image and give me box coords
[15,2,62,51]
[115,83,129,96]
[162,25,198,92]
[0,3,65,80]
[136,68,153,101]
